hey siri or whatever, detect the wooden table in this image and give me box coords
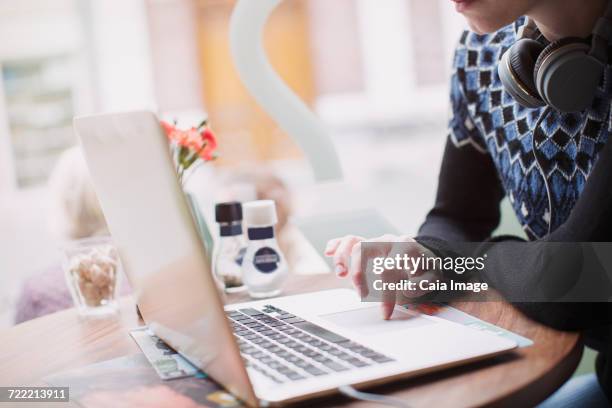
[0,274,582,407]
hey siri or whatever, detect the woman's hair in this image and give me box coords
[47,147,108,240]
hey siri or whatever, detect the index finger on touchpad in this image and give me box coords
[319,306,433,335]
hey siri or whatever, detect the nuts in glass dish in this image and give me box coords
[63,237,121,317]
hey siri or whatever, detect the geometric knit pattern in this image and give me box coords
[449,19,612,239]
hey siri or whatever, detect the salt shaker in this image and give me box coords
[242,200,287,298]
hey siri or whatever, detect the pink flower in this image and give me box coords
[160,120,176,139]
[198,128,217,161]
[160,120,218,162]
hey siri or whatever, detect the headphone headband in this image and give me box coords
[590,0,612,62]
[521,2,612,63]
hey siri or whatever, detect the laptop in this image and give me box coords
[75,111,516,406]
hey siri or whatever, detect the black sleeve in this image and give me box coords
[417,137,612,332]
[418,54,505,243]
[418,138,505,242]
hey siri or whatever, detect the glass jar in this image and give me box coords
[62,236,121,317]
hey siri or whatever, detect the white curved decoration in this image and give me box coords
[229,0,343,181]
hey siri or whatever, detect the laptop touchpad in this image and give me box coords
[320,306,433,335]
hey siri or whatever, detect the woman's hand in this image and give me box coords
[325,234,439,320]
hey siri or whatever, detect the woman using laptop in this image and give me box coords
[326,0,612,405]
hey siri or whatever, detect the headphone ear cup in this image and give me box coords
[533,38,583,75]
[498,39,546,108]
[534,37,603,112]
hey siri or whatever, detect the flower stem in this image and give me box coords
[181,160,204,186]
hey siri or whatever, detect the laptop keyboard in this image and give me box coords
[226,304,394,383]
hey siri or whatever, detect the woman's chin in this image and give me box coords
[465,17,506,34]
[467,21,489,34]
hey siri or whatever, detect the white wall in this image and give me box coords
[0,0,81,60]
[83,0,156,113]
[146,0,204,114]
[315,0,467,129]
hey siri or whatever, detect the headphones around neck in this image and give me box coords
[498,2,612,113]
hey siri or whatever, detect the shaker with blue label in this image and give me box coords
[242,200,287,298]
[213,202,247,293]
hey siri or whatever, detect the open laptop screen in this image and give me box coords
[75,111,257,406]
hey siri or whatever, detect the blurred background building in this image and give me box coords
[0,0,503,327]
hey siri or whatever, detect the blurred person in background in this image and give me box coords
[14,147,111,323]
[47,147,109,241]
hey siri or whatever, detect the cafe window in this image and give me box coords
[1,56,76,188]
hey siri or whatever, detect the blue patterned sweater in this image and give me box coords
[448,20,612,240]
[417,20,612,401]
